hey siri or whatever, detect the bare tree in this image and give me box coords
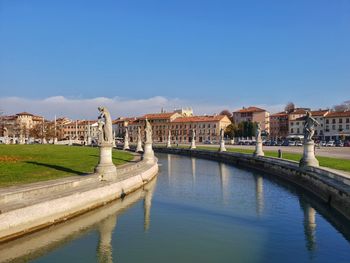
[285,102,295,113]
[220,110,233,121]
[333,100,350,112]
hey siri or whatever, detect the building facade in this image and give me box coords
[324,111,350,141]
[269,111,289,139]
[232,107,270,133]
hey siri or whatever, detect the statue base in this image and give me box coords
[95,143,117,180]
[219,140,226,152]
[53,138,58,144]
[143,142,155,163]
[190,141,196,149]
[166,141,171,148]
[253,141,264,157]
[123,141,130,150]
[300,141,319,168]
[136,140,143,152]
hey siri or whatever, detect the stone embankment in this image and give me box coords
[0,155,158,243]
[154,147,350,221]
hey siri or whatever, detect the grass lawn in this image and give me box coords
[0,145,134,187]
[186,146,350,173]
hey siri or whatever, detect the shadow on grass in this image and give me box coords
[89,155,137,163]
[26,161,86,176]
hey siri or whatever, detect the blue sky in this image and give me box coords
[0,0,349,117]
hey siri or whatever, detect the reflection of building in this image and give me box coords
[232,106,270,133]
[112,109,231,144]
[97,215,117,263]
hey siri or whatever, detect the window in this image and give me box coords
[332,119,336,124]
[339,119,343,123]
[332,125,336,130]
[326,119,329,124]
[291,128,294,133]
[346,118,349,123]
[346,125,349,130]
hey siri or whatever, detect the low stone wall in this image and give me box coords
[0,158,158,243]
[154,147,350,221]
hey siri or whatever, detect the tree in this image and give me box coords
[285,102,295,113]
[225,123,238,138]
[220,110,233,121]
[333,100,350,112]
[30,121,55,140]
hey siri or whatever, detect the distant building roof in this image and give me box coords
[233,106,266,113]
[310,110,329,117]
[140,112,179,120]
[172,115,229,123]
[16,112,34,116]
[326,111,350,118]
[270,111,288,117]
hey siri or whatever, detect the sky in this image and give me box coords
[0,0,349,119]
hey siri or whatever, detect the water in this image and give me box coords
[1,153,350,263]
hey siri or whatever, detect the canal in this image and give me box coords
[1,153,350,263]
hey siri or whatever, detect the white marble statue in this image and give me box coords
[304,112,319,142]
[98,107,113,144]
[256,122,262,141]
[145,118,152,144]
[220,128,225,141]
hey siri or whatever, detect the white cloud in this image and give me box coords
[0,96,229,120]
[0,96,284,120]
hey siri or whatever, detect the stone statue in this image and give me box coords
[192,129,196,140]
[304,112,319,142]
[256,123,262,141]
[136,126,143,152]
[98,107,113,144]
[145,118,152,144]
[98,118,105,144]
[3,127,8,137]
[220,128,225,141]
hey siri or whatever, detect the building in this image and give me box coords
[269,111,289,139]
[113,109,231,144]
[59,120,96,140]
[232,107,270,133]
[288,110,329,140]
[324,111,350,141]
[0,112,44,138]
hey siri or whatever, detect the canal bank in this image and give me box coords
[0,155,158,243]
[154,147,350,221]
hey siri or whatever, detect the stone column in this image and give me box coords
[123,127,130,150]
[136,127,143,153]
[300,141,319,167]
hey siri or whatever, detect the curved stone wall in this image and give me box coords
[0,158,158,243]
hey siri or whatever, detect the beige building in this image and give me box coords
[113,110,231,144]
[0,112,44,138]
[269,111,289,139]
[232,107,270,133]
[324,111,350,141]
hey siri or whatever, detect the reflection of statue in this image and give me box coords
[98,107,113,144]
[256,123,262,141]
[145,118,152,144]
[304,112,319,142]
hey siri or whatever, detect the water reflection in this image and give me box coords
[219,163,230,205]
[300,199,317,252]
[255,175,264,216]
[0,178,157,263]
[191,157,196,187]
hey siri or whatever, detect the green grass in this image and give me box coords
[189,146,350,173]
[0,145,134,187]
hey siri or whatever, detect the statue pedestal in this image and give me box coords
[123,140,130,150]
[53,138,58,144]
[136,140,143,152]
[300,141,319,168]
[219,140,226,152]
[95,143,117,179]
[143,142,155,163]
[166,140,171,148]
[254,141,264,157]
[190,140,196,149]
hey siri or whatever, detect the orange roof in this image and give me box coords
[310,110,329,116]
[270,111,288,117]
[112,117,137,124]
[140,112,178,120]
[326,111,350,118]
[234,106,266,113]
[290,109,307,115]
[172,115,228,123]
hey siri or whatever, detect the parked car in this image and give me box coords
[295,141,303,146]
[344,141,350,147]
[282,140,289,146]
[326,141,335,147]
[288,141,296,146]
[335,141,344,147]
[320,141,327,147]
[204,140,213,144]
